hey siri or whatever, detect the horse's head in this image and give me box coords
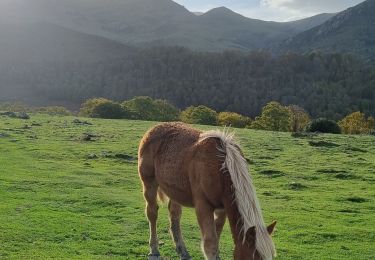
[234,221,277,260]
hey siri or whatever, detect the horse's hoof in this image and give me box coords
[148,253,161,260]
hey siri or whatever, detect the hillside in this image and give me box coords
[279,0,375,61]
[0,22,132,104]
[285,13,336,32]
[0,22,132,64]
[0,0,332,51]
[0,114,374,259]
[2,48,374,120]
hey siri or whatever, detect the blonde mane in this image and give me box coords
[199,130,276,260]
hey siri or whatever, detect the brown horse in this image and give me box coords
[138,122,276,260]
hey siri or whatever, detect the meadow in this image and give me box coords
[0,114,374,259]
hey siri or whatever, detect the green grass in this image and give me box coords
[0,114,374,259]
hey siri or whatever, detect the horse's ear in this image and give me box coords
[267,221,277,235]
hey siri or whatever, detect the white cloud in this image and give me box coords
[245,0,365,21]
[261,0,364,13]
[175,0,365,22]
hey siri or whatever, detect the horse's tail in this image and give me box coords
[199,130,276,260]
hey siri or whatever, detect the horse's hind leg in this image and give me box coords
[195,200,220,260]
[214,209,226,239]
[214,209,226,257]
[140,162,160,259]
[168,201,191,260]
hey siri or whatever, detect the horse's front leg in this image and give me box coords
[169,200,192,260]
[195,199,220,260]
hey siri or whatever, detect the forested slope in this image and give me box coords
[2,48,374,120]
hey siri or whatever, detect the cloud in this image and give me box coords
[261,0,363,13]
[175,0,365,21]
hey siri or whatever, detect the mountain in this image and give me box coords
[0,22,132,64]
[0,21,132,104]
[0,0,332,51]
[279,0,375,60]
[285,13,336,32]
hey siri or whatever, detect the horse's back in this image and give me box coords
[138,122,224,208]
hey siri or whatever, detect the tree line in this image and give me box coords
[3,47,375,120]
[79,96,375,135]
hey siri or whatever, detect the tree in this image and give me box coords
[368,116,375,130]
[180,105,218,125]
[288,105,310,132]
[251,101,291,131]
[122,96,179,121]
[339,112,373,134]
[79,98,125,119]
[306,118,341,134]
[152,99,180,122]
[218,112,251,128]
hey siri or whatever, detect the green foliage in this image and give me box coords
[180,105,218,125]
[35,106,72,116]
[3,50,375,120]
[122,96,179,121]
[0,102,29,112]
[306,118,341,134]
[79,98,125,119]
[217,112,251,128]
[251,101,291,132]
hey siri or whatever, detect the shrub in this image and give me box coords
[36,106,72,116]
[250,101,290,131]
[288,105,310,132]
[305,118,341,134]
[0,102,29,112]
[218,112,251,128]
[122,96,179,121]
[79,98,125,119]
[180,105,218,125]
[339,112,374,134]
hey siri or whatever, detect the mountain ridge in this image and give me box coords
[0,0,336,51]
[278,0,375,60]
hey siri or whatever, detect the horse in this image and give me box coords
[138,122,276,260]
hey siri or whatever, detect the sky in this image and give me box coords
[174,0,365,21]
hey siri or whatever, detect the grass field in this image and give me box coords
[0,114,374,259]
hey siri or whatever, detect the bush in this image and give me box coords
[79,98,125,119]
[339,112,374,134]
[36,106,72,116]
[122,96,179,121]
[180,105,218,125]
[250,101,290,131]
[288,105,311,132]
[218,112,251,128]
[0,102,29,112]
[306,118,341,134]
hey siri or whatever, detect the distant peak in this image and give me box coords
[205,6,235,15]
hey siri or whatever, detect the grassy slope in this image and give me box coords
[0,114,374,259]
